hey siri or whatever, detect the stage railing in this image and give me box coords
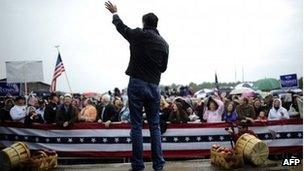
[0,119,302,158]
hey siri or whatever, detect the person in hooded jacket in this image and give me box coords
[268,98,290,120]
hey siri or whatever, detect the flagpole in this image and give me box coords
[242,66,244,82]
[55,45,72,94]
[64,72,72,94]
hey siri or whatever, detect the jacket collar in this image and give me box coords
[143,26,159,35]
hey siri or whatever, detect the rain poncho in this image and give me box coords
[268,99,290,120]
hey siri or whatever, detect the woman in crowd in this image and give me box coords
[25,106,44,126]
[168,101,188,123]
[114,97,130,123]
[268,98,290,120]
[159,96,172,133]
[253,99,264,118]
[78,98,97,122]
[160,96,172,123]
[203,96,224,123]
[0,98,14,122]
[222,101,237,123]
[174,97,192,114]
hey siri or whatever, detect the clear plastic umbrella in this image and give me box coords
[230,87,254,95]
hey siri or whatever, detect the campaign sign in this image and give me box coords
[280,74,298,88]
[0,81,21,96]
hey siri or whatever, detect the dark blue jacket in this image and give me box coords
[55,104,77,127]
[223,110,238,123]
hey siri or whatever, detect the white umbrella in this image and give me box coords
[230,87,254,95]
[194,89,213,98]
[255,90,270,98]
[234,82,253,89]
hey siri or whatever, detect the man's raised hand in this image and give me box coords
[105,1,117,14]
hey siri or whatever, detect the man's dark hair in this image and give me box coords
[15,96,25,102]
[142,13,158,28]
[49,93,57,100]
[38,99,45,105]
[242,97,249,105]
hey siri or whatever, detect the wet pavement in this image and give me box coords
[55,159,303,171]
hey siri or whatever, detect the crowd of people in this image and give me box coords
[0,86,302,131]
[158,89,302,129]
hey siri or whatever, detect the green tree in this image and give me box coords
[189,82,199,91]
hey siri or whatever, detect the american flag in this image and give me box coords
[50,53,65,92]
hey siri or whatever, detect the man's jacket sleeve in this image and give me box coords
[112,14,140,42]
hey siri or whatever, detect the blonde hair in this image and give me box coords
[160,96,169,109]
[27,106,36,115]
[102,94,111,103]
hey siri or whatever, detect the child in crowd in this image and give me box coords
[256,110,268,123]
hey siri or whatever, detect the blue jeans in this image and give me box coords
[128,77,165,170]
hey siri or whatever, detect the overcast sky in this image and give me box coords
[0,0,302,93]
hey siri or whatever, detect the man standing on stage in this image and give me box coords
[105,1,169,171]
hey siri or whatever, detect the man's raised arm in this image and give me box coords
[105,1,139,42]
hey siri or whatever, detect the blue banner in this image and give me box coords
[0,81,21,96]
[280,74,298,88]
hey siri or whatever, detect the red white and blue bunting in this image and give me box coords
[0,119,302,158]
